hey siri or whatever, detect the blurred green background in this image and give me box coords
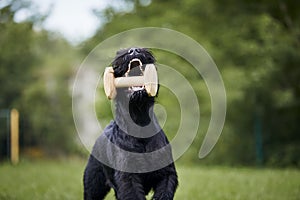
[0,0,299,199]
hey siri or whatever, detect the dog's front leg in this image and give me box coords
[115,172,146,200]
[152,173,178,200]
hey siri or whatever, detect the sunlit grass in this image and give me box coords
[0,159,83,200]
[0,159,299,200]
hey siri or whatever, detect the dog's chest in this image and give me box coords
[123,137,157,153]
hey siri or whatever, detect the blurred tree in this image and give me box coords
[0,0,37,108]
[0,0,81,155]
[86,0,300,166]
[21,35,80,155]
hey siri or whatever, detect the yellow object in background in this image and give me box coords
[10,109,19,165]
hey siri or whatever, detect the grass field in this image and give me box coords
[0,159,299,200]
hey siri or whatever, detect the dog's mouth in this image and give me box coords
[128,58,143,71]
[126,58,145,92]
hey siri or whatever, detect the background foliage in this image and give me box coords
[0,0,299,166]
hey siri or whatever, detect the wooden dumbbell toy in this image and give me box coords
[103,64,158,99]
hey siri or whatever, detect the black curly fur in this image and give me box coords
[111,48,155,78]
[83,47,178,200]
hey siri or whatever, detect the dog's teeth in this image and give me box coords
[130,86,144,91]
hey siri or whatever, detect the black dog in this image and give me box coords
[83,48,178,200]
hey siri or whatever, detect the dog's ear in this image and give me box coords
[141,48,156,64]
[111,48,129,77]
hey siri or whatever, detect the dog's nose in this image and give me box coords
[128,48,141,56]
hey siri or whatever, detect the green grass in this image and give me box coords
[0,159,299,200]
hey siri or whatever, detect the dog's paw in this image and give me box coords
[152,193,174,200]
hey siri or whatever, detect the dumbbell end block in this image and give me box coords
[144,64,158,96]
[103,67,117,99]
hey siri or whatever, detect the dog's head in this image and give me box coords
[111,47,156,97]
[111,47,156,127]
[112,47,155,78]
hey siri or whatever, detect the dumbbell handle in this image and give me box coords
[114,76,144,87]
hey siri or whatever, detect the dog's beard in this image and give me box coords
[129,89,154,126]
[112,48,156,127]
